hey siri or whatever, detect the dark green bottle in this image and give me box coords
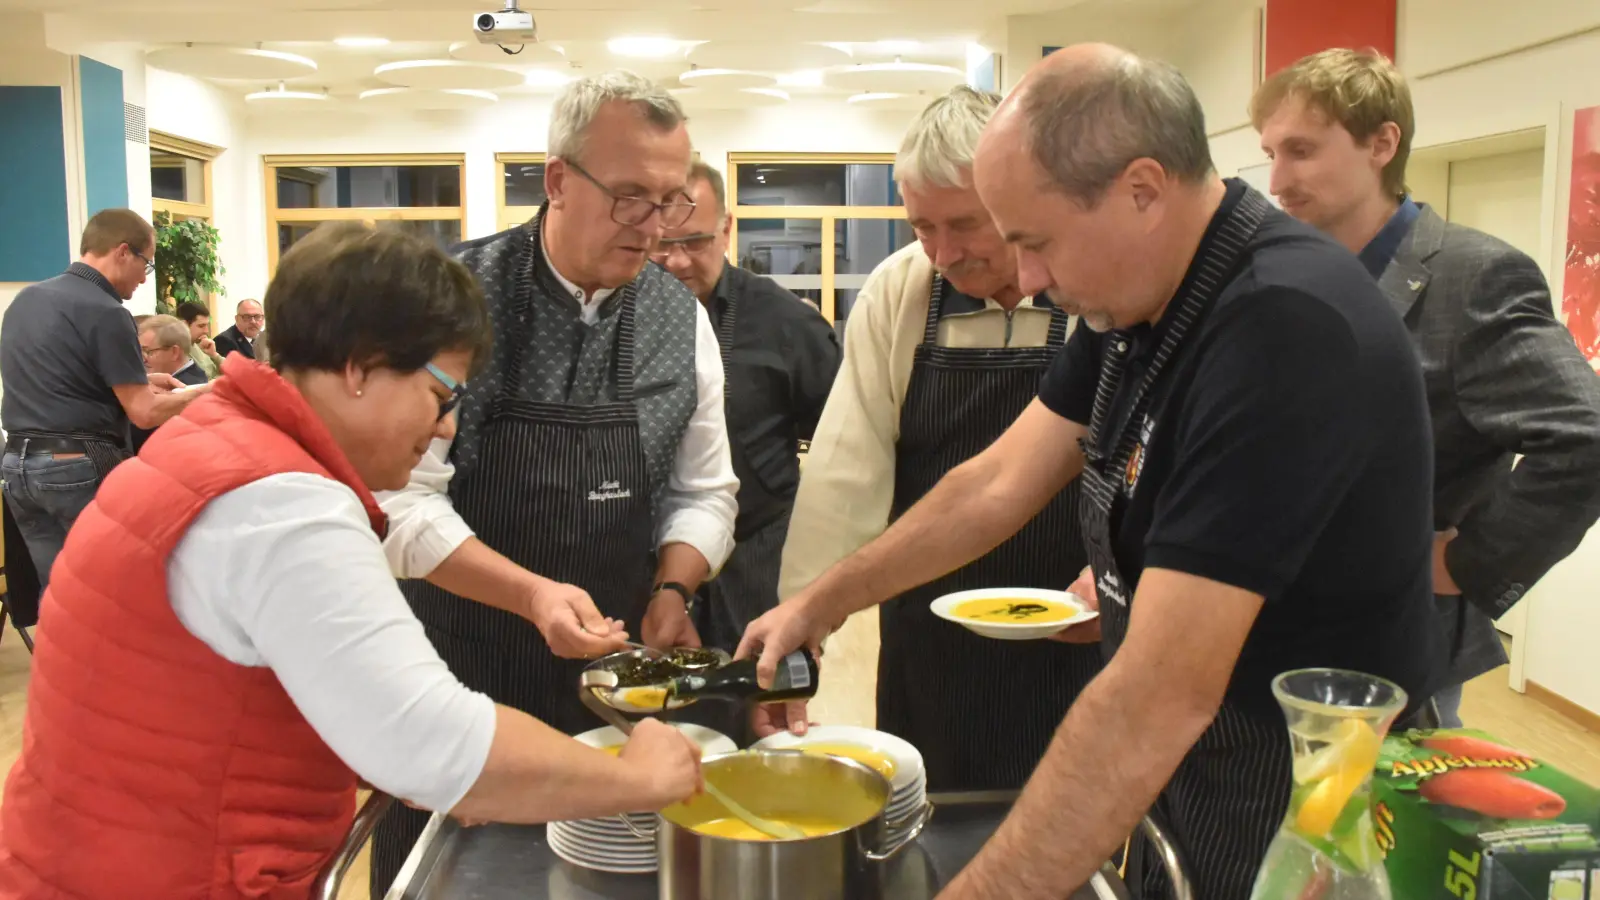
[666,649,819,704]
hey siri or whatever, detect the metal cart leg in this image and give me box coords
[314,791,395,900]
[1137,815,1194,900]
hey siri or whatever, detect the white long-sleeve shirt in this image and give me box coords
[167,472,497,813]
[379,243,739,579]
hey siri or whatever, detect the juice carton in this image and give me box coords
[1373,728,1600,899]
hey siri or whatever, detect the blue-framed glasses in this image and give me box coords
[425,363,466,422]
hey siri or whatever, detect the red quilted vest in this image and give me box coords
[0,354,384,899]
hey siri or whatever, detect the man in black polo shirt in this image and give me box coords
[738,44,1440,899]
[654,160,840,656]
[1,208,206,588]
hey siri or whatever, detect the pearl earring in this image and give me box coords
[356,390,363,397]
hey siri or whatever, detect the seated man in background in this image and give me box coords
[770,85,1100,792]
[132,314,209,451]
[1254,49,1600,725]
[176,300,225,379]
[215,297,267,361]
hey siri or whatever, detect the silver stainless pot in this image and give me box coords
[636,749,932,900]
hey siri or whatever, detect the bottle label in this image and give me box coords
[779,651,812,691]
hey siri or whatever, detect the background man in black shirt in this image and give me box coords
[1,209,207,591]
[738,44,1440,899]
[1254,49,1600,727]
[655,161,840,656]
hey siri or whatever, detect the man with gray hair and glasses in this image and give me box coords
[755,84,1099,793]
[741,46,1442,898]
[373,70,737,889]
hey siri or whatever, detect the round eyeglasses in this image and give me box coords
[565,159,696,229]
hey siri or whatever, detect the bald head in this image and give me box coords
[983,43,1213,205]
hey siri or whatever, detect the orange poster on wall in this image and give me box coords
[1564,104,1600,368]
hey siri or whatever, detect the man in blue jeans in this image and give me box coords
[1,209,208,592]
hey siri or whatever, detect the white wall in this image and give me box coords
[231,97,918,297]
[144,65,250,331]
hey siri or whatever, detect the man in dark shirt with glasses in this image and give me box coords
[1,208,205,592]
[655,160,840,667]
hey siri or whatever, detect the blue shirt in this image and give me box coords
[1358,197,1421,279]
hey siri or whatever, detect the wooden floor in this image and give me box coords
[0,613,1592,899]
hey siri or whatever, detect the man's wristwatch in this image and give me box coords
[653,581,696,616]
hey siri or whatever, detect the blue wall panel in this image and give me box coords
[0,86,71,281]
[79,56,128,216]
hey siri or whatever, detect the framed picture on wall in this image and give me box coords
[1563,103,1600,371]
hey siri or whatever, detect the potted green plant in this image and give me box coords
[153,211,226,315]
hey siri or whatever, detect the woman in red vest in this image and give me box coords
[0,223,703,899]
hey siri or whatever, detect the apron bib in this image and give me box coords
[877,276,1103,793]
[1075,190,1287,900]
[373,225,658,896]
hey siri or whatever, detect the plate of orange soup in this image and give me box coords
[930,587,1097,640]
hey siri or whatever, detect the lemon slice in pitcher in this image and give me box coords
[1294,719,1381,839]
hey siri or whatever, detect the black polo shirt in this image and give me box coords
[1,263,147,441]
[708,264,841,539]
[1039,181,1442,718]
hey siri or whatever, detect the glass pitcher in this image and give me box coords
[1248,668,1408,900]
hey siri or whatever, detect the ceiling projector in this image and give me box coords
[474,6,537,44]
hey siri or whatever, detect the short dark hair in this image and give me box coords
[81,208,154,256]
[175,301,210,324]
[264,222,492,378]
[1021,53,1214,204]
[687,161,727,216]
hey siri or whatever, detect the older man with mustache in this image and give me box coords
[769,85,1100,792]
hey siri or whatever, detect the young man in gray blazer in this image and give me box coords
[1253,49,1600,725]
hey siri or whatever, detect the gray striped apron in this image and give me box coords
[876,276,1103,792]
[371,258,658,897]
[1076,189,1285,900]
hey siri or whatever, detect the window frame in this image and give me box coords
[263,152,468,274]
[495,152,547,234]
[150,131,223,318]
[727,152,904,323]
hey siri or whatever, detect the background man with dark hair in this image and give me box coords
[739,45,1441,899]
[655,160,839,666]
[1,208,206,590]
[175,300,225,379]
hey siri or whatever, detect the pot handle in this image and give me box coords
[618,815,659,840]
[863,800,935,862]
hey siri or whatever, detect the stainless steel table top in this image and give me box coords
[384,790,1131,900]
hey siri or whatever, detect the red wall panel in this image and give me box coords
[1264,0,1397,76]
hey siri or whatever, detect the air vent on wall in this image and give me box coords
[124,102,147,144]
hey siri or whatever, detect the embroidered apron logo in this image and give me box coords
[1125,416,1155,493]
[1097,570,1129,607]
[588,480,633,502]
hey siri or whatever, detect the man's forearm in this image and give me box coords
[427,537,548,619]
[655,541,710,592]
[943,663,1217,898]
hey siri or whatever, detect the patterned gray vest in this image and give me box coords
[449,214,699,515]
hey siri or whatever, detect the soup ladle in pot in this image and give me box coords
[580,669,806,840]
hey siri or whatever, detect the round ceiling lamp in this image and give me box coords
[357,87,499,111]
[447,39,567,65]
[245,82,332,111]
[671,86,791,109]
[677,68,778,91]
[688,40,850,72]
[824,61,965,95]
[146,45,317,81]
[373,59,525,91]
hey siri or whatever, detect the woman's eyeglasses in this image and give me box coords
[425,363,466,422]
[565,160,696,229]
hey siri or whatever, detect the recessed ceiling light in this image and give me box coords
[607,36,685,59]
[776,69,824,88]
[335,37,390,48]
[847,92,903,104]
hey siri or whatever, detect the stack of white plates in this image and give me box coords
[547,723,738,873]
[753,724,928,850]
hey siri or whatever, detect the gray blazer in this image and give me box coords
[1380,206,1600,684]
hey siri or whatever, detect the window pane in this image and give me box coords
[735,163,900,208]
[736,217,823,305]
[278,221,322,259]
[275,165,461,209]
[377,219,463,250]
[833,218,916,320]
[151,150,205,204]
[504,162,547,208]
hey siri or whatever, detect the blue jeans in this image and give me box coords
[1,451,102,589]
